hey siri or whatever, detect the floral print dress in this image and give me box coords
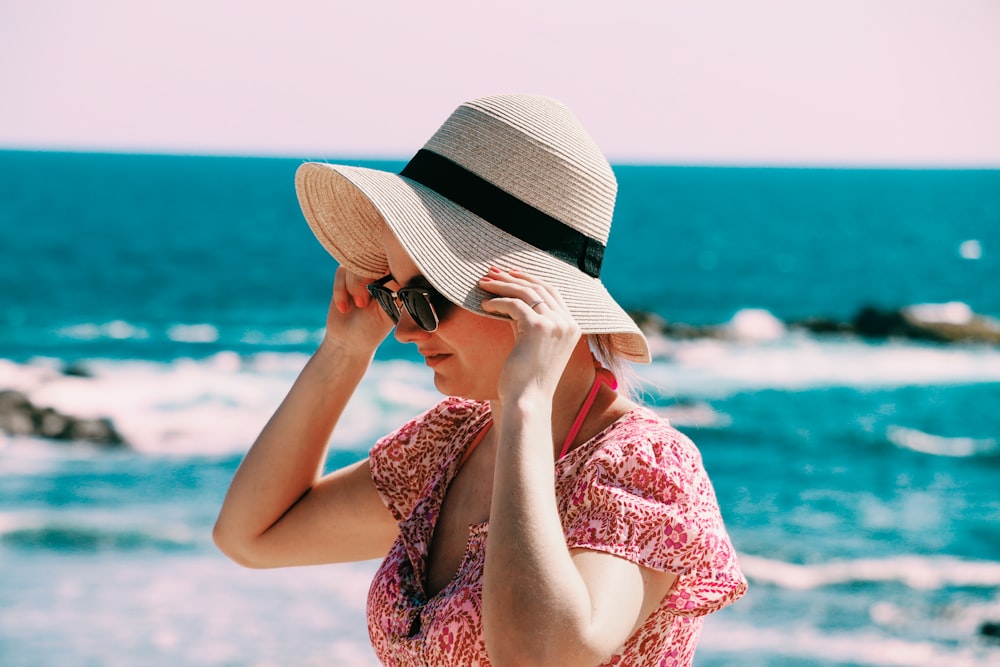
[367,397,746,666]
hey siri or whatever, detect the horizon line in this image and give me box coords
[3,145,999,172]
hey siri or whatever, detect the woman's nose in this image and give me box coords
[393,307,430,343]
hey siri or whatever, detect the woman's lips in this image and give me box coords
[422,353,450,368]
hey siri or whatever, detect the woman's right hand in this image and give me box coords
[321,266,394,355]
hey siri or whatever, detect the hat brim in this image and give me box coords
[296,162,650,363]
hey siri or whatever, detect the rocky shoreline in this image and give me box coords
[631,303,1000,345]
[0,389,126,447]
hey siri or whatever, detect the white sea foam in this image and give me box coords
[52,321,326,348]
[870,597,1000,644]
[725,308,787,342]
[699,618,995,667]
[0,353,440,455]
[0,358,65,392]
[4,331,1000,454]
[653,402,732,428]
[239,327,323,346]
[640,333,1000,397]
[887,425,998,458]
[959,239,983,260]
[739,553,1000,591]
[166,324,220,343]
[2,551,380,666]
[904,301,975,326]
[55,320,150,341]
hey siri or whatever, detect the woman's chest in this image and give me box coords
[424,438,495,596]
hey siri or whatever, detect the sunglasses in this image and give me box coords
[366,275,449,332]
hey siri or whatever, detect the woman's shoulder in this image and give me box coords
[588,406,703,466]
[369,396,489,521]
[374,396,488,453]
[415,396,490,438]
[558,405,715,511]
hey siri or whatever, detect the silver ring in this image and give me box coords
[529,299,545,310]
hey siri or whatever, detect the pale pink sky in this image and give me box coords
[2,0,998,166]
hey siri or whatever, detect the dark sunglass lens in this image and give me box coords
[367,286,400,323]
[399,290,438,331]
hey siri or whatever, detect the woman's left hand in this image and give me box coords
[478,268,581,401]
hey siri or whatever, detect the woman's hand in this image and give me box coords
[478,268,581,401]
[320,266,394,357]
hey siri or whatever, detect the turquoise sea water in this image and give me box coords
[1,151,999,666]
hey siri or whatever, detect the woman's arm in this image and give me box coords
[213,267,398,568]
[479,269,676,666]
[484,397,676,665]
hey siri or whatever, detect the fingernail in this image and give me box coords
[337,301,348,314]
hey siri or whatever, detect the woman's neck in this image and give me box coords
[488,341,616,459]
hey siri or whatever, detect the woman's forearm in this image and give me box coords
[213,341,373,563]
[483,395,598,666]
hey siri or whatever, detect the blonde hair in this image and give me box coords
[588,333,640,401]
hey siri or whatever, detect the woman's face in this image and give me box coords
[381,230,515,400]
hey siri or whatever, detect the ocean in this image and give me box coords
[1,150,999,666]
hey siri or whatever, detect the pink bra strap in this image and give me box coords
[559,366,617,460]
[458,364,618,468]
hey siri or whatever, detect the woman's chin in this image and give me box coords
[432,374,495,402]
[431,372,458,397]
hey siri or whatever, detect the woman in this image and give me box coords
[214,94,745,666]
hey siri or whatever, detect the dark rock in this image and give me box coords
[904,313,1000,345]
[0,389,126,447]
[0,390,31,411]
[627,310,723,340]
[0,391,35,436]
[790,317,855,336]
[68,418,123,444]
[38,407,71,438]
[61,362,93,378]
[980,621,1000,642]
[850,305,1000,344]
[628,310,670,335]
[851,306,944,342]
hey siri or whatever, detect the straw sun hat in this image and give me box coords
[295,94,651,364]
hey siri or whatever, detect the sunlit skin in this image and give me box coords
[214,227,677,666]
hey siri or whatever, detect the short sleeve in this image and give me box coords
[560,411,747,617]
[368,397,487,522]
